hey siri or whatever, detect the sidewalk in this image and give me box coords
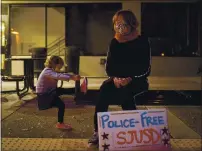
[1,82,201,151]
[2,138,202,151]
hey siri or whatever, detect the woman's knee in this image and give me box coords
[61,102,65,109]
[95,81,111,105]
[57,100,65,110]
[100,79,115,94]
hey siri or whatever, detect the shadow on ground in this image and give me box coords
[1,98,147,138]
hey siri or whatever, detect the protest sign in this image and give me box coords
[97,109,171,151]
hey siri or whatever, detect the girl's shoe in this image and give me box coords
[56,123,72,130]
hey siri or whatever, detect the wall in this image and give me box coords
[2,0,198,3]
[85,11,114,55]
[65,5,87,48]
[65,4,120,55]
[11,55,66,75]
[10,7,65,55]
[47,7,65,46]
[66,2,140,55]
[9,3,139,56]
[78,1,201,77]
[79,56,202,77]
[122,1,141,33]
[200,1,202,55]
[9,1,202,77]
[11,55,201,77]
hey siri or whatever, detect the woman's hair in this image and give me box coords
[44,55,64,68]
[112,9,139,30]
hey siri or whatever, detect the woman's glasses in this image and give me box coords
[115,21,129,35]
[115,22,128,30]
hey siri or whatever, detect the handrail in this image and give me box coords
[51,44,65,55]
[47,35,65,48]
[48,38,66,56]
[48,38,65,50]
[48,39,65,51]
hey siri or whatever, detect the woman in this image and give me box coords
[88,9,151,146]
[36,55,87,130]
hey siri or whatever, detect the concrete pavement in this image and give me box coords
[1,77,201,151]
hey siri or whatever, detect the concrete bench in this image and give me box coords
[70,77,201,105]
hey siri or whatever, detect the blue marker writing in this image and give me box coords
[100,114,139,129]
[101,114,109,129]
[140,112,165,127]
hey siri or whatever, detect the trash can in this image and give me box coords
[30,47,47,78]
[64,46,80,74]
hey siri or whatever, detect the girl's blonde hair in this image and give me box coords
[112,9,139,30]
[44,55,64,68]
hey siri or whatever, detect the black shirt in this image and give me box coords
[106,36,151,80]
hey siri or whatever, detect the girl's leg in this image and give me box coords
[56,87,75,96]
[51,96,72,129]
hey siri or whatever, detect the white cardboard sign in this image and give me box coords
[97,109,171,151]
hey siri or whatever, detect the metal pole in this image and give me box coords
[199,1,202,56]
[6,4,11,75]
[7,4,11,58]
[186,4,190,46]
[45,5,47,49]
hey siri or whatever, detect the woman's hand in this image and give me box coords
[113,77,121,88]
[113,77,132,88]
[119,77,132,86]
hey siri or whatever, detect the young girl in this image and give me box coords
[88,10,151,146]
[36,55,87,130]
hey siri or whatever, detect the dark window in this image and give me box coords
[65,3,122,56]
[141,2,200,57]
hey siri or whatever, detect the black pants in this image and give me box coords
[38,88,75,123]
[94,78,148,131]
[52,88,75,123]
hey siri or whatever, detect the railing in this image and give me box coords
[47,36,65,56]
[47,35,64,48]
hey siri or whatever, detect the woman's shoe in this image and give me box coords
[88,131,99,145]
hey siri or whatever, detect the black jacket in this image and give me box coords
[106,36,151,81]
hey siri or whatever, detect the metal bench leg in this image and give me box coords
[59,81,63,88]
[16,81,20,97]
[74,80,81,102]
[18,79,28,92]
[16,80,29,99]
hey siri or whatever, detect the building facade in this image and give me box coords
[1,0,202,77]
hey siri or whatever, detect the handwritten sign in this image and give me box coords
[97,109,171,151]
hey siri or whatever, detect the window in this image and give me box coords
[65,3,122,56]
[1,4,9,71]
[142,2,200,57]
[10,6,46,55]
[47,7,65,56]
